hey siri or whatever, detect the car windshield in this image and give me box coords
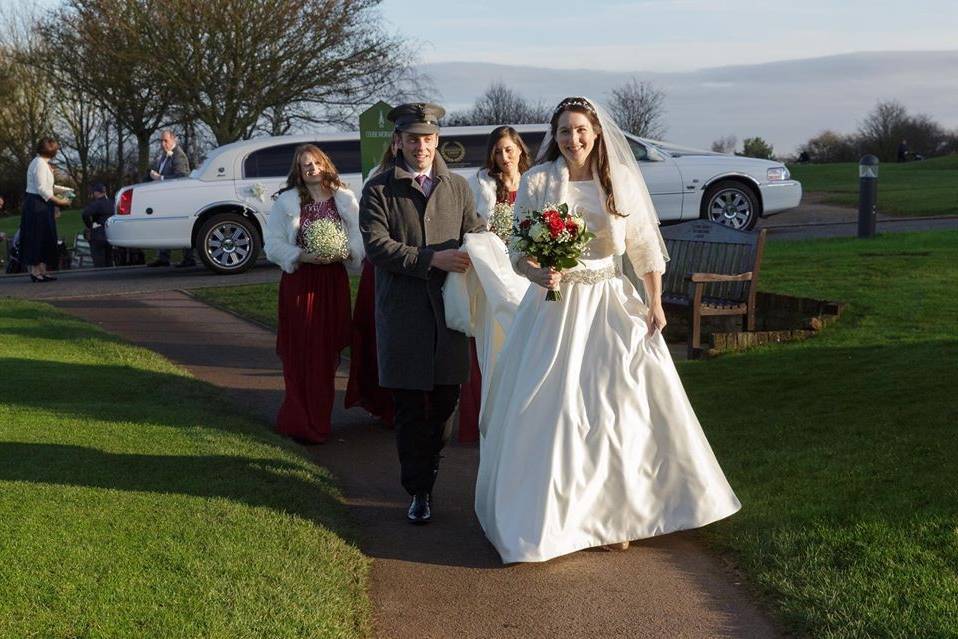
[189,156,211,178]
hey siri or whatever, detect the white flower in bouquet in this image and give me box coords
[488,202,514,242]
[53,184,76,201]
[301,217,350,263]
[249,182,268,202]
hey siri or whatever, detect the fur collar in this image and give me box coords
[275,186,358,218]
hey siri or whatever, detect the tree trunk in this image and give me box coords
[136,130,151,181]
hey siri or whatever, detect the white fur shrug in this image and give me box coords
[512,157,668,276]
[466,168,498,226]
[264,186,364,275]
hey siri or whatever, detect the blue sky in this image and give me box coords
[379,0,958,72]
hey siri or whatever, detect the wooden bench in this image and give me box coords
[659,220,767,359]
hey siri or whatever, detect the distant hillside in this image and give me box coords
[420,50,958,154]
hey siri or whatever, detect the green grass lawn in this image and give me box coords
[1,209,86,265]
[193,277,361,330]
[688,230,958,636]
[0,300,370,638]
[198,231,958,636]
[789,154,958,217]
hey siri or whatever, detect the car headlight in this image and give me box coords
[767,166,790,181]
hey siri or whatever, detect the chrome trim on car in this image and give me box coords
[197,200,254,216]
[700,172,761,191]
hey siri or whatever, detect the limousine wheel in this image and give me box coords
[197,213,261,274]
[703,180,759,230]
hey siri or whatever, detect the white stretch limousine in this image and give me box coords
[107,125,801,274]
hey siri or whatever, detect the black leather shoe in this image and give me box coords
[174,259,197,268]
[147,259,170,267]
[407,493,431,525]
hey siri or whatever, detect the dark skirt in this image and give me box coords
[275,262,352,444]
[458,339,482,443]
[20,193,58,267]
[345,259,395,425]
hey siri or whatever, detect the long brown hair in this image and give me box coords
[286,144,344,204]
[483,126,530,203]
[377,133,401,173]
[543,97,621,217]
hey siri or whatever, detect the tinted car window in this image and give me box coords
[628,138,650,162]
[436,134,488,169]
[518,131,546,158]
[314,140,361,174]
[244,143,299,178]
[244,140,362,178]
[436,131,547,169]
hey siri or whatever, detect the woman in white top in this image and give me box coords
[474,97,741,563]
[21,137,72,282]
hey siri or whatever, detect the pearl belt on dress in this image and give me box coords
[561,263,621,285]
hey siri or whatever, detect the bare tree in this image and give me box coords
[36,0,175,178]
[607,78,666,139]
[857,99,909,162]
[797,130,860,163]
[51,81,112,203]
[467,82,550,125]
[710,135,737,154]
[0,4,55,200]
[141,0,424,144]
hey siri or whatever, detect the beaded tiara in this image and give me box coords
[552,97,596,119]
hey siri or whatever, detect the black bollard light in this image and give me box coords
[858,155,879,238]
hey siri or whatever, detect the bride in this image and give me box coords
[471,97,742,564]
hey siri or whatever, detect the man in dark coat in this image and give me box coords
[81,182,114,267]
[147,129,194,267]
[360,102,485,524]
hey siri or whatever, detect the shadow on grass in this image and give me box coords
[0,357,284,436]
[0,441,357,541]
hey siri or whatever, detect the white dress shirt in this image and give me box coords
[26,156,55,201]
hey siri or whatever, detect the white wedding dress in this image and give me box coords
[464,180,741,564]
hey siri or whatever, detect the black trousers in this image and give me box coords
[393,385,459,495]
[89,228,113,267]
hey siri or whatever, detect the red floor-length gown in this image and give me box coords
[345,259,396,425]
[275,198,352,444]
[458,190,517,443]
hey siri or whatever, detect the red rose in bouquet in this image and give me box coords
[509,202,595,301]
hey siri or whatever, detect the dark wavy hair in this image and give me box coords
[286,144,344,204]
[483,126,530,203]
[543,97,622,217]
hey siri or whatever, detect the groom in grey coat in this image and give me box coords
[359,102,485,524]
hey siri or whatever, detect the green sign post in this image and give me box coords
[359,101,394,180]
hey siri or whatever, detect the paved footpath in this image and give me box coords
[50,290,781,639]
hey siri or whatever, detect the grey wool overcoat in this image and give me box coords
[359,155,485,391]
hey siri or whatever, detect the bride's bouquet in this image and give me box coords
[511,202,594,301]
[488,202,514,242]
[300,217,350,264]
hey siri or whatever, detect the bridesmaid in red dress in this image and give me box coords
[345,135,402,426]
[461,126,532,442]
[264,144,364,444]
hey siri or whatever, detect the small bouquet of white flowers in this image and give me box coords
[488,202,514,242]
[300,217,350,264]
